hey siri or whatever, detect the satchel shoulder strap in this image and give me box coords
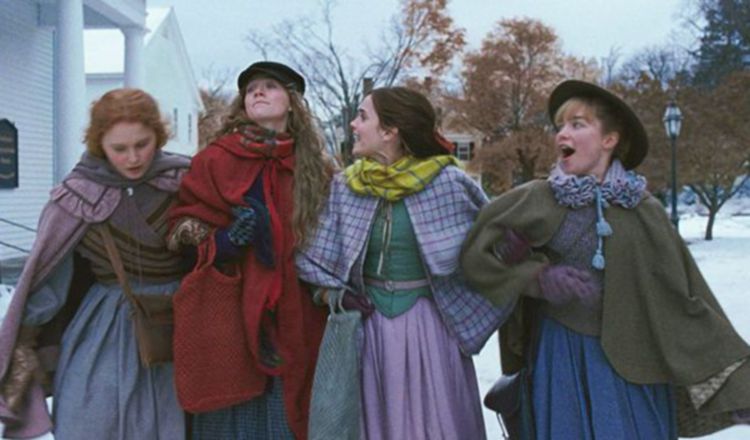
[95,223,139,307]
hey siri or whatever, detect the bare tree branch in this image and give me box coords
[244,0,465,162]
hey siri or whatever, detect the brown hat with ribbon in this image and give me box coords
[237,61,306,95]
[548,80,649,169]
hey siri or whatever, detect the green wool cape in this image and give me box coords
[460,180,750,426]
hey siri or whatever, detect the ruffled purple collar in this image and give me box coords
[548,159,647,209]
[547,159,648,270]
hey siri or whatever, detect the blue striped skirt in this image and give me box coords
[192,377,294,440]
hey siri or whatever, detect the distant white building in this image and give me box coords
[0,1,201,277]
[85,7,204,156]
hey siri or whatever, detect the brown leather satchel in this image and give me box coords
[1,326,43,413]
[484,367,532,440]
[97,224,174,367]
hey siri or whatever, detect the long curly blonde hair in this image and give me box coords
[215,86,334,247]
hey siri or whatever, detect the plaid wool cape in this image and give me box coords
[296,166,512,355]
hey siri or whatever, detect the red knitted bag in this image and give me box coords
[172,237,257,412]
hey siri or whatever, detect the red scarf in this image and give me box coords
[170,125,325,439]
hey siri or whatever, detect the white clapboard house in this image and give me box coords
[86,6,203,157]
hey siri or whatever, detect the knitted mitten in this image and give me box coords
[245,196,274,267]
[493,229,531,266]
[227,205,257,246]
[341,292,375,318]
[538,265,599,306]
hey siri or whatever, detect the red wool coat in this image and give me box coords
[170,131,326,440]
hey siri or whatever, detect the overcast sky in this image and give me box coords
[148,0,689,85]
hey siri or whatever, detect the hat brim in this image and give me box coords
[237,62,305,95]
[548,80,648,170]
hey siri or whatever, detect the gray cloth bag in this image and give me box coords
[308,288,363,440]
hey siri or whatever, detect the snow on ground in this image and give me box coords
[0,285,12,324]
[477,208,750,439]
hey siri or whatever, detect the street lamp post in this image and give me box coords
[663,100,683,230]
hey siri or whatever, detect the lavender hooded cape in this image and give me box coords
[0,152,188,438]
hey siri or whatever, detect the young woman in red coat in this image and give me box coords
[168,61,332,440]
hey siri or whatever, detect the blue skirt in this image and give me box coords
[192,377,294,440]
[53,281,184,440]
[531,316,677,440]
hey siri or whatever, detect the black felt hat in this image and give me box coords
[237,61,306,95]
[548,80,649,169]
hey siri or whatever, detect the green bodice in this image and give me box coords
[363,200,431,318]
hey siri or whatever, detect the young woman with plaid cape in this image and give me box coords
[297,87,510,439]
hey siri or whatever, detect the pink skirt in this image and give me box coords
[360,297,486,439]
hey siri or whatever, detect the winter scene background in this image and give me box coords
[2,0,750,438]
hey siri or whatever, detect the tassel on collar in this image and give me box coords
[548,159,647,270]
[592,185,611,269]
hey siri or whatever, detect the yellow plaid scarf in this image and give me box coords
[344,155,460,201]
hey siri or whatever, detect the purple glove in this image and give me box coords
[341,292,375,318]
[537,265,599,306]
[494,229,531,265]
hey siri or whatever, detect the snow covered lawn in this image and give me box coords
[477,210,750,439]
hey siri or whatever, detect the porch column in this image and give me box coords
[55,0,87,182]
[122,26,145,88]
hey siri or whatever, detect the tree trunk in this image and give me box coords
[517,155,535,183]
[341,133,354,165]
[704,207,717,240]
